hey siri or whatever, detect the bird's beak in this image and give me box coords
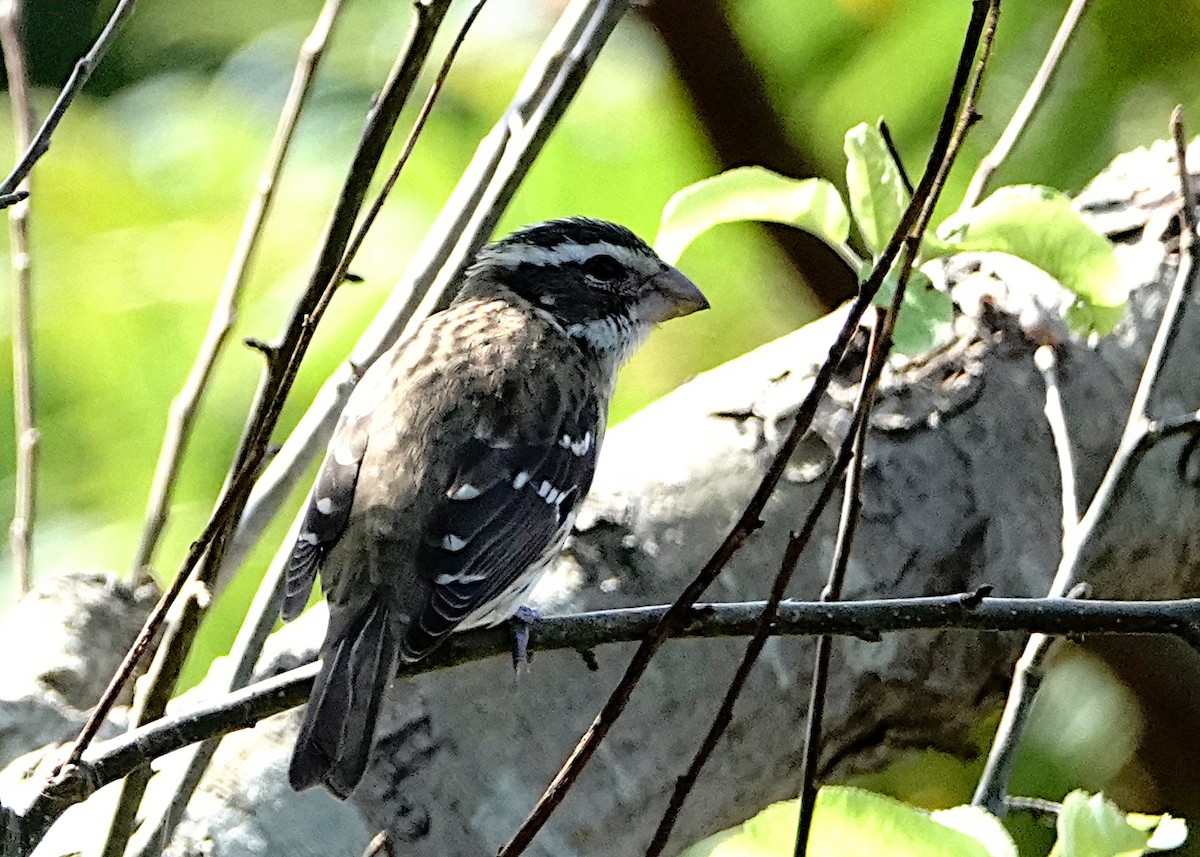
[639,266,710,324]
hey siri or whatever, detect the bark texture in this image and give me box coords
[3,140,1199,856]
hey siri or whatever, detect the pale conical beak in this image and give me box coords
[639,265,710,324]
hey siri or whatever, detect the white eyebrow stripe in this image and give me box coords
[485,240,653,273]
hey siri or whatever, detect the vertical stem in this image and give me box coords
[0,0,37,595]
[130,0,349,574]
[961,0,1088,209]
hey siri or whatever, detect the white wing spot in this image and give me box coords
[537,480,553,499]
[513,471,530,489]
[299,532,319,545]
[441,534,467,552]
[449,483,481,500]
[570,431,592,457]
[558,433,572,449]
[315,497,334,514]
[436,571,488,585]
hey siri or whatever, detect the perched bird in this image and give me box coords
[282,217,708,797]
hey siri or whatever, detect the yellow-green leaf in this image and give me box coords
[845,121,908,256]
[935,185,1128,334]
[654,167,850,265]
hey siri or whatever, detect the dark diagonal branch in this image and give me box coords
[123,7,493,853]
[57,0,452,783]
[0,0,135,201]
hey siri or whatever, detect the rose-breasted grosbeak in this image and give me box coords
[282,217,707,797]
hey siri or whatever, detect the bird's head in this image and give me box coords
[464,217,708,366]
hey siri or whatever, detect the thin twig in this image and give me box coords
[0,0,136,197]
[100,4,453,850]
[792,312,888,857]
[644,313,888,857]
[499,4,998,855]
[56,0,453,777]
[1035,345,1079,532]
[0,0,37,595]
[129,0,349,575]
[972,107,1200,813]
[961,0,1088,209]
[11,593,1200,854]
[331,0,491,293]
[642,6,1003,851]
[878,119,914,196]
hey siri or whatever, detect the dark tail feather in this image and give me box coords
[289,603,394,798]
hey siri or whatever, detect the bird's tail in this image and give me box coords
[289,601,394,798]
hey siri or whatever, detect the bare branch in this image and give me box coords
[972,107,1200,812]
[1035,344,1079,532]
[129,0,350,574]
[0,0,135,198]
[961,0,1088,209]
[9,592,1200,855]
[0,0,37,594]
[792,310,889,857]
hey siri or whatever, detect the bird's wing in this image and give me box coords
[280,366,393,622]
[400,381,602,661]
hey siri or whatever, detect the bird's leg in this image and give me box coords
[509,605,541,671]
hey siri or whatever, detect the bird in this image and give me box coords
[281,217,708,798]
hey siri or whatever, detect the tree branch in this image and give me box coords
[8,592,1200,856]
[0,0,135,200]
[0,0,37,594]
[972,106,1200,812]
[961,0,1089,209]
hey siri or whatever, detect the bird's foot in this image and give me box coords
[509,605,541,671]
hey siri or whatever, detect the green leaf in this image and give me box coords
[1049,791,1186,857]
[935,185,1128,334]
[931,806,1019,857]
[845,121,909,256]
[654,167,850,265]
[678,787,1006,857]
[872,270,954,356]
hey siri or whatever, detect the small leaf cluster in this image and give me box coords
[679,787,1186,857]
[654,122,1130,355]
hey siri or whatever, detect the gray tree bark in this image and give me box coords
[3,139,1199,857]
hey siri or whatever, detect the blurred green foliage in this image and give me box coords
[0,0,1197,847]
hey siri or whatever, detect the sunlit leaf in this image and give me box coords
[680,787,1002,856]
[872,270,954,356]
[932,806,1019,857]
[934,185,1128,335]
[654,167,850,265]
[1049,791,1186,857]
[844,121,908,256]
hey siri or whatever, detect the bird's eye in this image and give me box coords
[580,254,624,282]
